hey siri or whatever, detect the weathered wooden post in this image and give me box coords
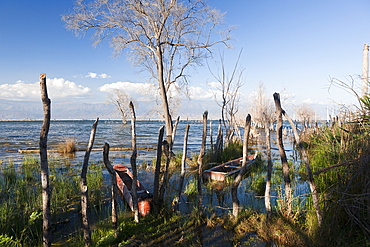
[158,140,170,205]
[283,111,322,225]
[171,116,180,150]
[175,124,190,211]
[129,102,139,223]
[103,143,118,231]
[197,111,208,211]
[263,113,273,218]
[153,126,164,215]
[232,114,251,217]
[81,118,99,246]
[39,73,51,247]
[273,92,292,215]
[362,44,369,97]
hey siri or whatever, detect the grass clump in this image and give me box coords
[58,138,77,155]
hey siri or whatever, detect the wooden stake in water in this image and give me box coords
[232,114,251,217]
[129,101,139,223]
[175,124,190,211]
[81,118,99,246]
[153,126,165,215]
[273,92,292,216]
[197,111,208,211]
[39,73,51,247]
[103,143,118,231]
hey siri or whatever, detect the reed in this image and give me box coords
[57,138,77,155]
[0,157,108,246]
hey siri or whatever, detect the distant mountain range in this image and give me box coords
[0,99,221,120]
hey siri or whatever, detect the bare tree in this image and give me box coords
[108,89,131,124]
[250,83,274,128]
[209,50,244,142]
[295,103,315,129]
[63,0,231,144]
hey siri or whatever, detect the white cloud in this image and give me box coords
[0,78,92,101]
[85,72,111,79]
[188,86,215,100]
[303,98,327,105]
[99,81,156,101]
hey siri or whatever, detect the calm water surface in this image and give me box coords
[0,119,308,213]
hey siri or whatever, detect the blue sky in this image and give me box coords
[1,0,369,119]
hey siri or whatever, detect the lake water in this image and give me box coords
[0,119,209,164]
[0,119,307,214]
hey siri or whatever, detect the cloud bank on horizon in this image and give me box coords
[0,72,220,102]
[0,78,92,101]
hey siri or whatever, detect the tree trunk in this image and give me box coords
[212,120,223,162]
[156,47,173,144]
[158,140,170,205]
[39,73,51,247]
[80,118,99,246]
[176,124,190,211]
[232,114,251,217]
[283,110,323,225]
[129,102,139,223]
[273,93,292,215]
[153,126,164,215]
[103,143,118,231]
[197,111,208,211]
[171,116,180,151]
[264,115,273,218]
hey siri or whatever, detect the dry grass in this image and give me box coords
[57,138,77,155]
[231,212,310,247]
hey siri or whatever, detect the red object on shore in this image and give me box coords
[113,164,152,216]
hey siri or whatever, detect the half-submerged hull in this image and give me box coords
[203,153,258,182]
[113,164,152,216]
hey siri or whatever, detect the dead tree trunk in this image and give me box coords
[175,124,190,211]
[283,110,323,225]
[197,111,208,211]
[263,114,273,218]
[158,140,170,205]
[153,126,165,215]
[39,73,51,247]
[232,114,251,217]
[212,120,223,162]
[81,118,99,246]
[171,116,180,151]
[273,92,292,215]
[103,143,118,231]
[129,102,139,223]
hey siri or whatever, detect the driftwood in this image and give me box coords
[273,92,292,215]
[103,143,118,230]
[232,114,251,217]
[197,111,208,211]
[153,126,165,215]
[129,102,139,223]
[39,73,51,247]
[80,118,99,246]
